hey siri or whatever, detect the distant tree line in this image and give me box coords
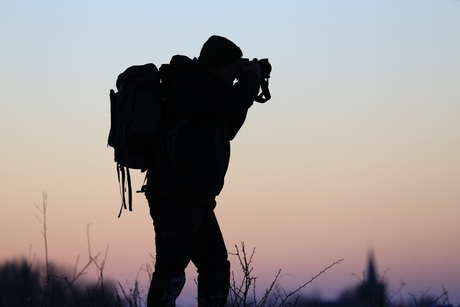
[0,259,124,307]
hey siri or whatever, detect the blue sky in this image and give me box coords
[1,1,460,305]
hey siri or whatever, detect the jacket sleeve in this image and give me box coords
[226,72,260,139]
[167,71,260,139]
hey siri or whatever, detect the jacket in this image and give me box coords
[146,56,260,207]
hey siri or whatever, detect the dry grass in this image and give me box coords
[0,193,454,307]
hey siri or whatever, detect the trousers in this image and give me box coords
[146,196,230,307]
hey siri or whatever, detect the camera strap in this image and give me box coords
[255,78,271,103]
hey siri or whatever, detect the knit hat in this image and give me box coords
[199,35,243,67]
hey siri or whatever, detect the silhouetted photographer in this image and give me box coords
[145,35,271,306]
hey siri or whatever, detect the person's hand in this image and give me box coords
[240,58,261,79]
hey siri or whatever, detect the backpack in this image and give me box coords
[108,63,162,217]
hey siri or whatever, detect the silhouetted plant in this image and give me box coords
[228,242,343,307]
[406,287,450,307]
[33,192,51,306]
[7,192,127,307]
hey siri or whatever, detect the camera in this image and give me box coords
[242,58,272,103]
[242,58,271,79]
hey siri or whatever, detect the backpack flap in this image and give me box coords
[108,89,118,148]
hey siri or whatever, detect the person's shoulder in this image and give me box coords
[161,55,198,77]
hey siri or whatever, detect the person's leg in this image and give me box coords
[192,208,230,307]
[147,197,205,307]
[148,271,185,307]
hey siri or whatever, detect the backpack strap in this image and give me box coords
[255,77,271,103]
[117,163,133,218]
[136,172,148,194]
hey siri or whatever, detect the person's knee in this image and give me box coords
[197,259,230,286]
[196,256,229,275]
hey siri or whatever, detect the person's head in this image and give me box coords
[199,35,243,85]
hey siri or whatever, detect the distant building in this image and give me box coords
[300,253,454,307]
[306,252,386,307]
[353,251,386,307]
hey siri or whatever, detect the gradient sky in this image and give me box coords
[1,1,459,306]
